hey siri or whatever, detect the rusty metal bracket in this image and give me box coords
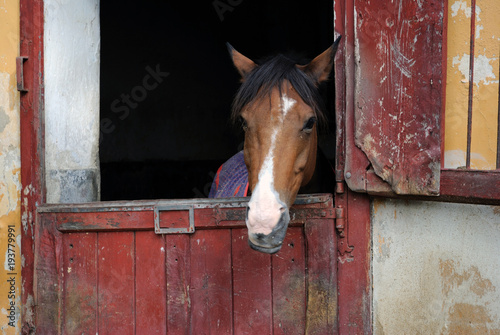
[335,169,345,194]
[335,206,346,237]
[154,205,195,234]
[336,205,354,259]
[16,56,28,92]
[334,174,354,260]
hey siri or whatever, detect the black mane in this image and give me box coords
[231,54,327,127]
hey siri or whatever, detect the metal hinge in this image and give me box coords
[336,205,354,260]
[16,56,28,92]
[335,206,346,237]
[334,171,354,260]
[335,169,345,194]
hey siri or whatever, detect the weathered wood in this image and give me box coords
[305,219,337,334]
[57,211,154,232]
[440,170,500,204]
[62,232,98,334]
[337,190,372,334]
[35,195,339,333]
[272,227,306,335]
[232,228,273,334]
[20,0,45,331]
[190,230,233,334]
[98,232,135,334]
[166,234,191,334]
[35,214,62,334]
[53,198,335,232]
[135,232,167,333]
[349,0,444,195]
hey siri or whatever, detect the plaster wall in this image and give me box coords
[372,198,500,334]
[44,0,100,203]
[0,1,21,333]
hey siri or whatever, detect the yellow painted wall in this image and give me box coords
[445,0,500,169]
[0,0,21,333]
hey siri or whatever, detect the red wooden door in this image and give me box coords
[34,194,337,334]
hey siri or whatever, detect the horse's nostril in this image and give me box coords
[279,207,286,214]
[255,233,265,240]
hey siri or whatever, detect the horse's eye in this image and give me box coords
[302,117,316,133]
[239,116,248,131]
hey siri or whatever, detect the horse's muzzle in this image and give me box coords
[247,210,290,254]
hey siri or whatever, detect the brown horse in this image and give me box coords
[214,38,340,253]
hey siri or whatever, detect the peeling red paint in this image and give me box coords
[353,0,444,195]
[20,0,45,332]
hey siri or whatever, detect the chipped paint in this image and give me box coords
[440,259,495,298]
[0,0,21,333]
[450,0,481,20]
[452,53,498,86]
[444,149,490,169]
[353,0,442,195]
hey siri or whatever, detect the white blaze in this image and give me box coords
[280,94,296,120]
[247,94,296,235]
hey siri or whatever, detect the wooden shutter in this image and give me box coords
[342,0,445,196]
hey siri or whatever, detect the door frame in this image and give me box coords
[20,0,45,332]
[20,0,372,333]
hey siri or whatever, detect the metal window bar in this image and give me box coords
[464,0,500,170]
[497,59,500,169]
[466,0,476,169]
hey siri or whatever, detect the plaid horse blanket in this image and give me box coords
[209,151,249,198]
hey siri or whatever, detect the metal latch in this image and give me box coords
[16,56,28,92]
[154,205,195,234]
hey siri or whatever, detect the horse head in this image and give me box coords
[228,37,340,253]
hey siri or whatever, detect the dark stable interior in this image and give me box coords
[100,0,334,200]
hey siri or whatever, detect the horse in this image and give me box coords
[210,37,341,254]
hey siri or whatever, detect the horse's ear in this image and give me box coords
[298,35,342,85]
[227,43,257,81]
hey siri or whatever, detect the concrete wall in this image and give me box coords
[44,0,100,203]
[0,1,21,333]
[372,199,500,334]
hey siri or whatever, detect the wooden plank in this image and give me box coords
[305,219,337,335]
[61,232,98,334]
[341,0,372,194]
[337,190,372,334]
[20,0,45,329]
[272,227,306,335]
[440,170,500,204]
[98,232,136,334]
[135,231,167,334]
[166,234,191,334]
[232,228,273,334]
[51,195,333,232]
[57,211,154,232]
[35,214,63,334]
[190,230,233,334]
[364,169,500,204]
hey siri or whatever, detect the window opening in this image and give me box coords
[99,0,334,201]
[444,0,500,171]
